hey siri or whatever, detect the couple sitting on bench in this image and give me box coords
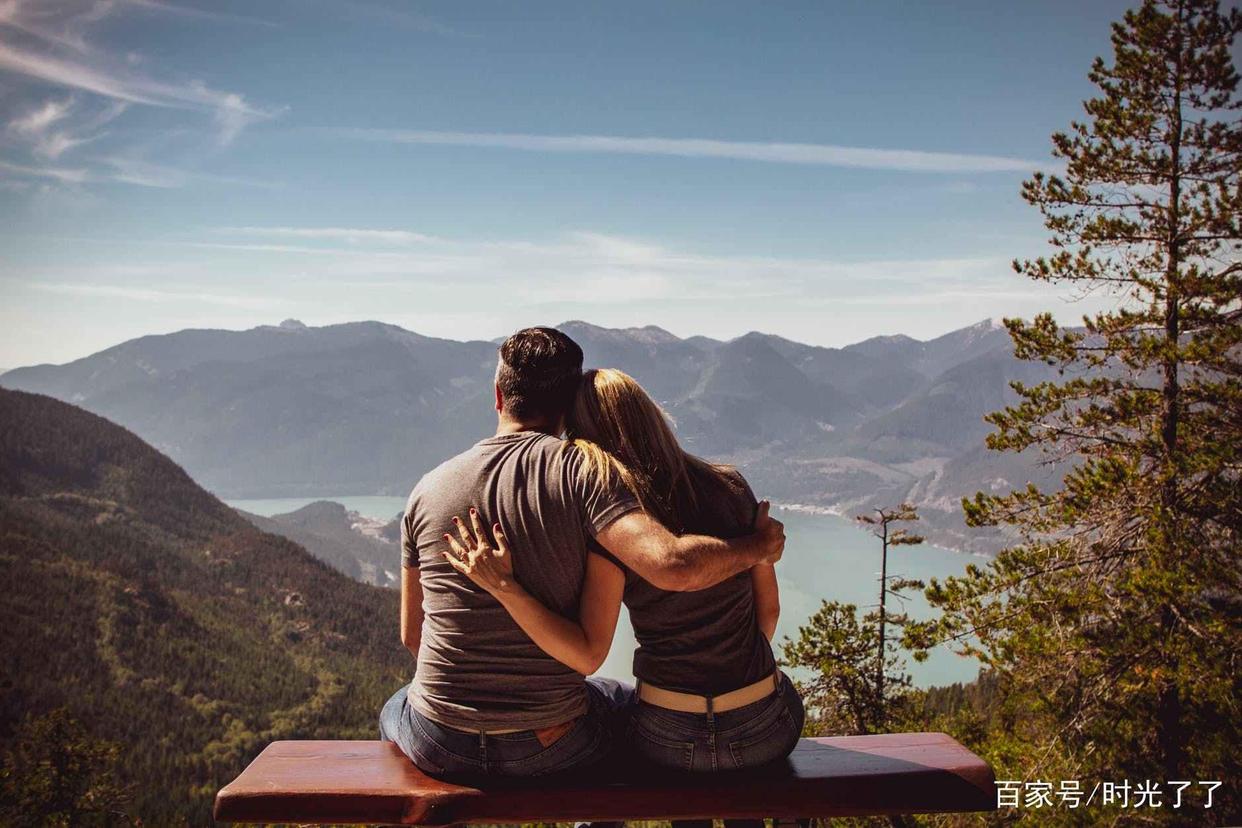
[380,326,802,825]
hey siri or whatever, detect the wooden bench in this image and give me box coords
[213,733,995,825]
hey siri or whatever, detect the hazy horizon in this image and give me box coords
[1,313,1011,371]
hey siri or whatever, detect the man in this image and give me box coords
[379,326,785,780]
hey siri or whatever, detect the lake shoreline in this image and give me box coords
[221,492,990,558]
[224,492,983,689]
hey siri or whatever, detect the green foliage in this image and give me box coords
[0,389,409,824]
[0,708,132,827]
[782,600,915,737]
[784,504,926,736]
[903,1,1241,822]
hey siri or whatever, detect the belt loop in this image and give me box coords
[478,729,488,773]
[705,693,715,724]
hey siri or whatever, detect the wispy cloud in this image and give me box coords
[30,281,273,309]
[0,154,274,189]
[0,1,280,194]
[177,241,364,255]
[216,226,441,245]
[0,0,279,168]
[129,227,1019,307]
[0,0,274,48]
[0,0,110,54]
[100,156,278,189]
[0,38,158,105]
[339,129,1047,174]
[6,96,124,158]
[123,0,277,28]
[9,97,72,134]
[0,158,89,183]
[0,40,276,141]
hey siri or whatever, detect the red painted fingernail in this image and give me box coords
[470,507,477,515]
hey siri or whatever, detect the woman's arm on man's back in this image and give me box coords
[443,511,625,676]
[487,552,624,675]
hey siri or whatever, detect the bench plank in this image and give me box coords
[214,733,995,825]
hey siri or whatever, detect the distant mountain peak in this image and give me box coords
[722,332,779,353]
[866,333,918,345]
[278,318,307,330]
[558,320,683,345]
[632,324,681,344]
[951,317,1008,344]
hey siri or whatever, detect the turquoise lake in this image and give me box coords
[227,496,983,689]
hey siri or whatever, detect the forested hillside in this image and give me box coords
[238,500,400,587]
[0,389,408,824]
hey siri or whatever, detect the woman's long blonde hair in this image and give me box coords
[567,368,738,533]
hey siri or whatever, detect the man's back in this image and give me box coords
[402,430,637,731]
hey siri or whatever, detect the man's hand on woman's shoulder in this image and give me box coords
[753,500,785,565]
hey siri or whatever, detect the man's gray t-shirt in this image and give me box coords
[402,430,639,731]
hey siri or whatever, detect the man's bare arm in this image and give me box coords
[596,501,784,592]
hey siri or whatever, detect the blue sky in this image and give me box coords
[0,0,1136,368]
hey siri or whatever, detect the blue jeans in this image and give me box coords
[379,678,635,782]
[627,671,805,773]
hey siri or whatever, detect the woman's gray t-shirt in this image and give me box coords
[402,430,638,731]
[611,466,777,695]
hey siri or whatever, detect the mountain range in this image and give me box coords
[238,499,399,587]
[0,388,407,823]
[1,318,1065,553]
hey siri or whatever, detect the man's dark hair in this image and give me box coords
[497,327,584,422]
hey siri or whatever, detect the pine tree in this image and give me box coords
[782,600,913,737]
[784,505,925,736]
[856,503,924,726]
[910,0,1240,817]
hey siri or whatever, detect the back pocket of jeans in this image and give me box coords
[628,716,696,772]
[504,716,599,775]
[726,707,797,770]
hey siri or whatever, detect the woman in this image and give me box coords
[444,368,804,790]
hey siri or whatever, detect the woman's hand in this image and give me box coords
[445,509,624,676]
[442,508,518,597]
